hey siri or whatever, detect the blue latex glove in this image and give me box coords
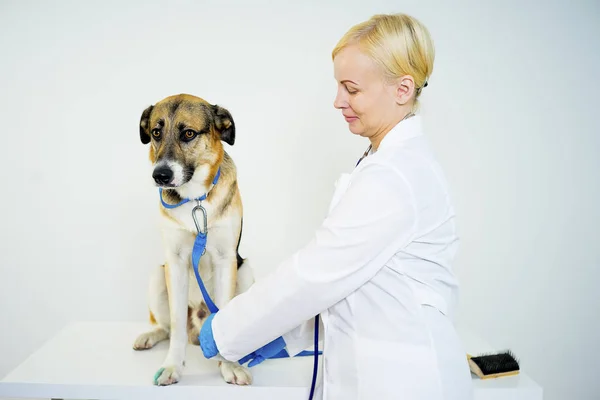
[199,313,219,359]
[238,336,289,367]
[199,312,288,367]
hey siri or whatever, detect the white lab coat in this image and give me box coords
[211,116,474,399]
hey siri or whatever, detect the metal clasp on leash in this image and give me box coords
[192,200,208,255]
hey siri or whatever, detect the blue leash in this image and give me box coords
[158,167,321,396]
[159,167,221,313]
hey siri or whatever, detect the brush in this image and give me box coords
[467,350,520,379]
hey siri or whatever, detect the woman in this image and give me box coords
[200,13,474,399]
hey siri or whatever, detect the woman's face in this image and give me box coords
[333,44,412,141]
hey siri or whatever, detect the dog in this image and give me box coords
[132,93,254,386]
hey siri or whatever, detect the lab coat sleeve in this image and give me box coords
[281,314,325,356]
[211,161,418,362]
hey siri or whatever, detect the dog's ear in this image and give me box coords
[211,104,235,146]
[139,105,154,144]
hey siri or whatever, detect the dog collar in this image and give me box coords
[158,167,221,209]
[157,166,222,314]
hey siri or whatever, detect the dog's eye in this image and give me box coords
[151,129,161,138]
[181,130,197,141]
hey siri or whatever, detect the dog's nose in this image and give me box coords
[153,166,173,185]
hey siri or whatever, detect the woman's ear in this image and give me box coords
[394,75,416,105]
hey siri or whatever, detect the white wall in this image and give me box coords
[0,1,598,399]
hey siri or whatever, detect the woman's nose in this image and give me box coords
[333,91,346,109]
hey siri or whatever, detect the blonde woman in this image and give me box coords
[200,13,474,399]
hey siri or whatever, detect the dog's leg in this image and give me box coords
[214,253,252,385]
[219,360,252,385]
[213,252,238,310]
[235,258,255,296]
[134,264,170,350]
[153,242,190,386]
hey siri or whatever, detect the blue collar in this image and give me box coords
[158,167,221,209]
[157,166,222,314]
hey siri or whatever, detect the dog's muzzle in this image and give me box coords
[153,165,174,185]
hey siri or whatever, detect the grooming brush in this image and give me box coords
[467,350,520,379]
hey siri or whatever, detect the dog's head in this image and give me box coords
[139,94,235,188]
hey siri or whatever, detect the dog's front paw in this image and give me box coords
[153,365,181,386]
[220,362,252,385]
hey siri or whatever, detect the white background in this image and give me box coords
[0,1,598,399]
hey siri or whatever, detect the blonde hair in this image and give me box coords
[332,13,435,111]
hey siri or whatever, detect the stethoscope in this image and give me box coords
[309,111,416,399]
[355,112,415,167]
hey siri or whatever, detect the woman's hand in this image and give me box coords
[200,311,289,367]
[199,313,220,359]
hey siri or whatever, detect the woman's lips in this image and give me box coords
[344,115,358,122]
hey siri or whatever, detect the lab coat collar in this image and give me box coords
[376,115,423,152]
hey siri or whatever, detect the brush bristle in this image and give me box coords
[470,350,520,375]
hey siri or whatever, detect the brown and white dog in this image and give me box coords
[132,94,254,386]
